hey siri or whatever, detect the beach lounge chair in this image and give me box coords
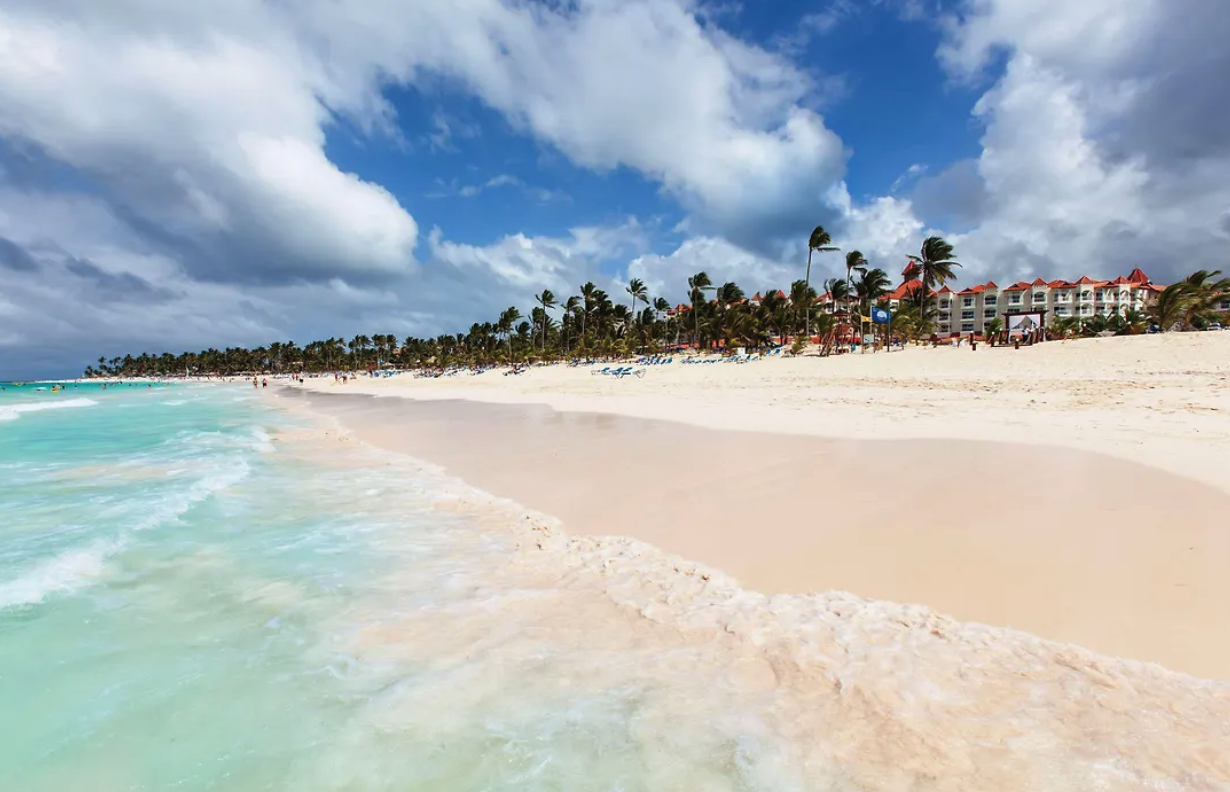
[591,366,611,376]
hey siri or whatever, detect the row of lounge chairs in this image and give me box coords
[683,354,761,364]
[590,366,646,378]
[634,356,674,365]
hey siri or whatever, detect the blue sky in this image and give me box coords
[1,0,1228,376]
[323,0,986,257]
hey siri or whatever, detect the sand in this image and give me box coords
[261,333,1230,788]
[281,333,1230,679]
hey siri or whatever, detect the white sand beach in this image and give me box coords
[267,332,1230,788]
[284,332,1230,674]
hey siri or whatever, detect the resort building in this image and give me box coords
[876,267,1168,336]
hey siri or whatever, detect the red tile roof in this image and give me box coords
[1127,267,1150,285]
[887,280,933,301]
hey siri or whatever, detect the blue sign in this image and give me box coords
[870,307,891,324]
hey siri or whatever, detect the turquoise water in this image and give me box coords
[0,384,804,791]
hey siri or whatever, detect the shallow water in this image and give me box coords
[2,383,1228,791]
[0,385,806,790]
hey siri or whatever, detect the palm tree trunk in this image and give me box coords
[804,248,813,338]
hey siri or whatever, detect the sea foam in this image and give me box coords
[0,542,114,607]
[0,397,98,421]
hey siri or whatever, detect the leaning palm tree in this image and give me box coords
[535,289,557,349]
[905,237,961,316]
[805,225,839,336]
[1180,269,1228,327]
[1148,283,1193,331]
[625,278,649,332]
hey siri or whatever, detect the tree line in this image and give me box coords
[82,231,1227,378]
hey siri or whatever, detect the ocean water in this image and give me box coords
[0,384,813,791]
[3,383,1228,791]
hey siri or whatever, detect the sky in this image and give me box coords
[1,0,1228,377]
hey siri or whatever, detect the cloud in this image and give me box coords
[427,173,566,203]
[3,0,1228,377]
[284,0,848,247]
[0,0,859,374]
[901,0,1230,285]
[0,236,38,271]
[0,2,419,286]
[628,236,796,303]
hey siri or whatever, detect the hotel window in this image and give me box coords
[984,296,997,306]
[1054,307,1068,316]
[939,300,950,309]
[983,309,996,318]
[1058,291,1071,302]
[1081,291,1092,300]
[962,297,974,308]
[1033,292,1046,302]
[961,310,975,320]
[939,312,950,320]
[961,323,975,332]
[1008,294,1021,304]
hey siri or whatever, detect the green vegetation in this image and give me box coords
[82,235,1229,378]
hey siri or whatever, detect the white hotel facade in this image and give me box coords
[886,267,1169,336]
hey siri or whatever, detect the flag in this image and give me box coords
[870,307,892,324]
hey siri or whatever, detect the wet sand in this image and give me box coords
[285,389,1230,680]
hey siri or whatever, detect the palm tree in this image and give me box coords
[1180,269,1228,327]
[854,266,890,316]
[823,277,850,310]
[789,278,817,341]
[652,297,671,349]
[844,250,868,314]
[1148,283,1192,331]
[497,306,521,358]
[905,237,961,317]
[535,289,557,349]
[805,225,839,337]
[578,282,600,341]
[563,295,582,353]
[687,271,714,350]
[625,278,648,325]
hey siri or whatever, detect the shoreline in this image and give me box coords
[279,387,1230,680]
[289,333,1230,495]
[259,353,1230,785]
